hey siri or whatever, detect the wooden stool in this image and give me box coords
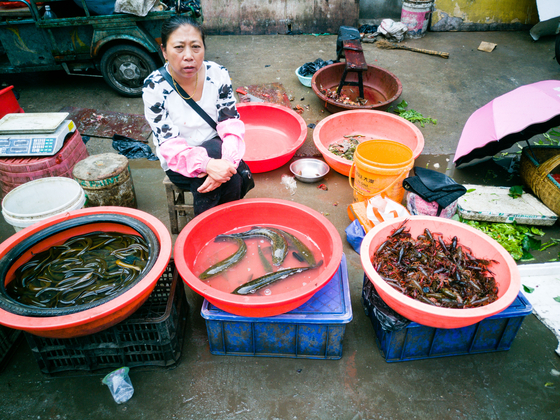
[337,38,368,98]
[163,176,194,234]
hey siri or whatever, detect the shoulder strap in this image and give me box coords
[159,66,217,131]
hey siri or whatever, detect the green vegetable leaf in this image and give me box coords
[392,100,437,127]
[522,235,541,251]
[530,227,546,236]
[520,250,535,261]
[466,188,476,193]
[553,297,560,303]
[508,185,523,199]
[539,240,560,252]
[523,285,535,293]
[545,382,555,387]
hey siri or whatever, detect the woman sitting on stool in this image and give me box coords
[143,15,251,216]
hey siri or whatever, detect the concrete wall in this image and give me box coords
[359,0,402,22]
[200,0,539,35]
[431,0,539,31]
[200,0,360,35]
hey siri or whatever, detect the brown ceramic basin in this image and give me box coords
[311,63,402,113]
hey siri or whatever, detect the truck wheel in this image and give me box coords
[556,34,560,66]
[101,45,157,97]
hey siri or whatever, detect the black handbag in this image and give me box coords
[236,159,255,198]
[159,66,254,198]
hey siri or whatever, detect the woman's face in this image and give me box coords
[162,24,205,80]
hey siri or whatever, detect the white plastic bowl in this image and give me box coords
[296,67,312,87]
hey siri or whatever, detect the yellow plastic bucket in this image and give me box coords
[349,139,414,203]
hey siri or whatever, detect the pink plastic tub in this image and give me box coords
[0,207,172,338]
[313,110,424,177]
[237,103,307,173]
[360,216,520,329]
[174,198,343,317]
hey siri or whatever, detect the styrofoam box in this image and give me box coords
[362,275,533,362]
[201,254,352,359]
[458,184,557,226]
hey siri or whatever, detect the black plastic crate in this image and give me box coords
[0,324,21,373]
[24,261,187,375]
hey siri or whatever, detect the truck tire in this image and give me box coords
[100,45,158,97]
[556,34,560,66]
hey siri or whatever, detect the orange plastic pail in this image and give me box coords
[349,140,414,203]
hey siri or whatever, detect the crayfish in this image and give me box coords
[372,220,499,309]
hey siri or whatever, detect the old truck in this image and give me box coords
[0,0,201,96]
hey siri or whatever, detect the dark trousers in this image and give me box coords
[165,137,242,216]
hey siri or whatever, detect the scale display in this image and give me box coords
[0,120,76,157]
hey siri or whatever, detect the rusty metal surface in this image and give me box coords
[60,106,151,141]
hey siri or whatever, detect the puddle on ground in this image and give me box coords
[414,153,522,187]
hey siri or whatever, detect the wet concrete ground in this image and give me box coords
[1,31,560,419]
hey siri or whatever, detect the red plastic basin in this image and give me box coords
[237,103,307,173]
[311,62,402,113]
[360,216,520,329]
[313,110,424,177]
[174,198,343,317]
[0,207,172,338]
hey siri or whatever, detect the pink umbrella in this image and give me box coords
[454,80,560,166]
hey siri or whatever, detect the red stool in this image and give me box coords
[0,85,24,119]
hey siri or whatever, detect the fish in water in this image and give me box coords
[257,243,273,273]
[272,228,316,267]
[199,235,247,280]
[228,227,288,266]
[232,261,323,295]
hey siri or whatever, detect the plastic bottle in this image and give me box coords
[43,5,57,19]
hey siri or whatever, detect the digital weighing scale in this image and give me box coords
[0,113,76,157]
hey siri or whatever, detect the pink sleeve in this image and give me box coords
[217,119,245,167]
[159,137,212,178]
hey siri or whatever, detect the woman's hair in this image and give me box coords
[161,16,205,48]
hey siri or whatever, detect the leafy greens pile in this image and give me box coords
[461,218,559,261]
[392,100,437,127]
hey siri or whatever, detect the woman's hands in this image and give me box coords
[197,158,237,193]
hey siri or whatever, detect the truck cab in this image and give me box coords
[0,0,201,96]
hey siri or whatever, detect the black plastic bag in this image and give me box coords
[112,134,158,161]
[362,275,410,332]
[358,24,378,34]
[298,58,336,77]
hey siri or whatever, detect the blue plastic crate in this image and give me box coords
[362,275,533,362]
[201,254,352,359]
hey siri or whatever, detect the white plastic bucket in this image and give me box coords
[1,177,86,232]
[401,0,434,39]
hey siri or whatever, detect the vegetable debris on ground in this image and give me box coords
[459,217,560,261]
[533,127,560,146]
[391,100,437,127]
